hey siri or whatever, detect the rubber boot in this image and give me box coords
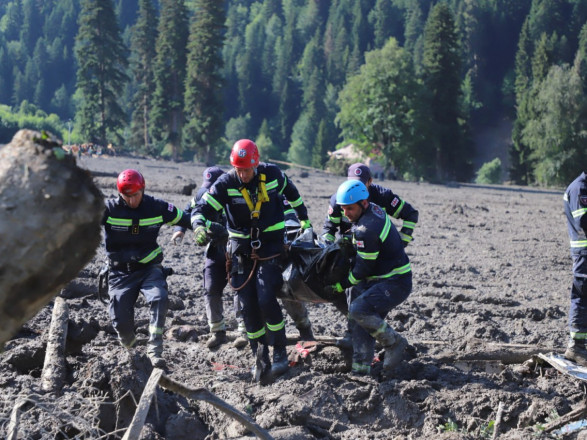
[271,345,289,378]
[251,341,272,384]
[207,330,227,349]
[233,321,248,349]
[147,338,166,369]
[376,325,407,371]
[564,338,587,367]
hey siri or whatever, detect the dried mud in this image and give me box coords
[0,154,582,440]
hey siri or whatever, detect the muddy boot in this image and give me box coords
[252,342,272,384]
[375,325,407,371]
[271,345,289,378]
[351,362,371,376]
[564,339,587,367]
[233,321,248,349]
[206,330,227,349]
[119,334,137,349]
[147,337,166,369]
[297,324,315,341]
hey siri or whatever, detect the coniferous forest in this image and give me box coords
[1,0,586,186]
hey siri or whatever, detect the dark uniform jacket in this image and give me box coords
[102,194,190,267]
[192,163,309,258]
[564,172,587,277]
[322,183,419,245]
[340,202,411,289]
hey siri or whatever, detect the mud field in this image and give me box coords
[0,154,583,439]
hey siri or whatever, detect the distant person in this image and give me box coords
[321,163,418,246]
[102,169,191,368]
[192,139,312,383]
[328,179,412,376]
[563,171,587,366]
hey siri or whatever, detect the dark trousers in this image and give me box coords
[108,264,168,350]
[347,275,412,366]
[231,256,286,347]
[569,276,587,335]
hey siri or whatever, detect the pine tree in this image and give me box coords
[421,2,471,181]
[183,0,226,164]
[75,0,128,146]
[151,0,189,159]
[128,0,158,153]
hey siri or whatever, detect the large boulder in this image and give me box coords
[0,130,103,347]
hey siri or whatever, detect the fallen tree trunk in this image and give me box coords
[0,130,103,348]
[41,296,69,394]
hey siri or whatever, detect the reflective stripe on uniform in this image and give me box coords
[572,208,587,218]
[571,240,587,248]
[248,327,266,340]
[149,325,164,335]
[366,262,412,280]
[267,320,285,332]
[203,192,223,211]
[391,199,405,218]
[571,331,587,339]
[139,247,162,263]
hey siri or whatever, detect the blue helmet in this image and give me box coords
[336,180,369,205]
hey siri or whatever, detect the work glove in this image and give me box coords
[208,222,228,241]
[324,282,344,296]
[171,230,184,245]
[194,226,210,246]
[300,219,312,230]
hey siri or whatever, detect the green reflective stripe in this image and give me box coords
[391,199,405,218]
[571,332,587,339]
[149,325,164,335]
[572,208,587,218]
[267,320,285,332]
[167,209,183,225]
[139,216,163,226]
[248,327,266,340]
[265,179,279,190]
[402,221,416,230]
[227,188,242,197]
[284,208,295,216]
[348,272,360,285]
[289,197,303,208]
[203,192,223,211]
[324,233,335,241]
[358,250,379,260]
[107,217,132,226]
[229,230,250,239]
[138,247,162,264]
[367,263,411,280]
[400,232,413,242]
[209,320,226,332]
[264,221,285,232]
[571,240,587,248]
[190,199,197,208]
[279,176,288,194]
[329,216,341,224]
[380,216,391,241]
[352,363,371,374]
[371,322,388,338]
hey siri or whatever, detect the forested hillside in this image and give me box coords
[0,0,586,185]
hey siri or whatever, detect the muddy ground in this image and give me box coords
[0,154,584,439]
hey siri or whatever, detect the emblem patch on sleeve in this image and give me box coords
[355,240,364,248]
[391,197,399,207]
[168,203,174,212]
[372,204,385,218]
[328,206,334,215]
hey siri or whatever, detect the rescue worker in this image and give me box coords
[563,171,587,366]
[171,166,239,349]
[192,139,312,383]
[321,163,418,246]
[102,169,191,368]
[172,169,315,350]
[328,179,412,376]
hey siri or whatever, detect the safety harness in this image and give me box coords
[229,173,282,291]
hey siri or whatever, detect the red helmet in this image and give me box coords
[230,139,259,168]
[117,169,145,195]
